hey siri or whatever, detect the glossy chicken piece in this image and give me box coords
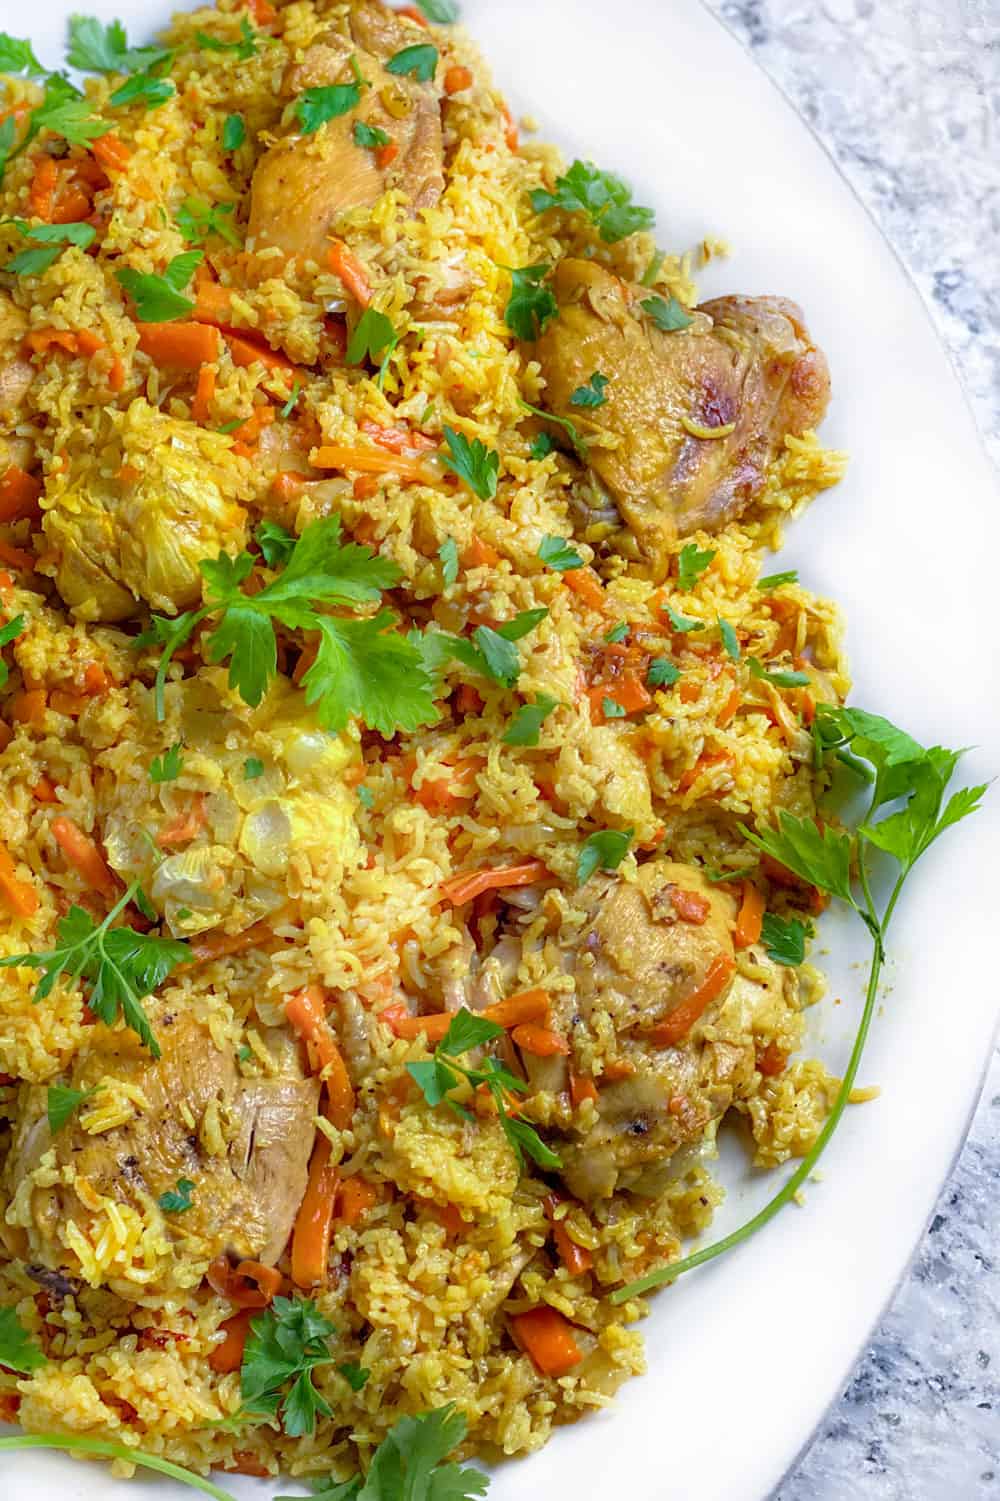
[0,293,35,423]
[534,260,830,576]
[4,1011,320,1296]
[556,861,779,1202]
[248,0,444,265]
[44,402,247,621]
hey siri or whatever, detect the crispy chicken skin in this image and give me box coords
[248,0,444,264]
[2,1011,320,1296]
[535,259,830,575]
[544,861,791,1202]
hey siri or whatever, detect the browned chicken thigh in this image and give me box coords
[535,260,830,575]
[248,0,445,264]
[2,1011,320,1296]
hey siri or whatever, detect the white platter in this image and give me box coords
[7,1,1000,1497]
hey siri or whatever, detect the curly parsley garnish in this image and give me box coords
[407,1008,561,1172]
[613,705,987,1301]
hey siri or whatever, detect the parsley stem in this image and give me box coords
[0,1435,236,1501]
[610,919,884,1302]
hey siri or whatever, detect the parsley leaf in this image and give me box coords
[0,884,187,1058]
[502,692,557,747]
[437,611,546,692]
[747,656,809,689]
[676,542,715,590]
[647,656,680,688]
[741,811,854,906]
[109,67,175,111]
[530,159,655,243]
[158,1177,195,1213]
[437,536,459,586]
[296,82,363,134]
[441,427,498,500]
[0,34,44,75]
[28,92,111,148]
[760,912,812,967]
[385,43,438,81]
[0,615,25,684]
[0,1306,46,1375]
[116,250,202,322]
[195,18,258,60]
[149,743,184,783]
[301,612,437,737]
[641,293,693,332]
[338,1362,370,1391]
[520,399,585,455]
[310,1404,487,1501]
[240,1296,335,1437]
[718,617,740,662]
[538,534,583,572]
[664,604,704,633]
[353,119,389,149]
[758,569,798,590]
[416,0,460,19]
[176,196,240,247]
[503,262,557,341]
[222,112,245,150]
[0,116,18,187]
[256,518,296,567]
[602,696,626,718]
[46,1082,96,1134]
[244,756,264,780]
[4,218,96,276]
[577,827,633,884]
[356,784,374,808]
[570,371,609,408]
[604,621,628,644]
[406,1009,560,1173]
[66,16,170,75]
[529,431,554,460]
[346,308,398,379]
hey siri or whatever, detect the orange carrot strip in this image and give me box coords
[543,1195,594,1277]
[501,102,518,153]
[248,0,276,24]
[439,859,548,907]
[27,156,58,222]
[290,1134,339,1289]
[568,1069,599,1108]
[412,757,482,813]
[482,988,550,1028]
[50,815,119,900]
[192,364,216,424]
[757,1041,788,1077]
[232,1260,283,1305]
[0,539,35,571]
[75,329,104,357]
[32,776,58,803]
[337,1176,377,1227]
[208,1310,254,1373]
[383,1009,454,1044]
[156,794,207,849]
[733,880,765,949]
[588,674,651,721]
[396,5,428,23]
[375,140,399,169]
[444,65,473,94]
[563,567,605,611]
[272,470,306,503]
[717,683,742,728]
[90,133,131,173]
[192,281,234,327]
[50,689,91,718]
[310,445,434,484]
[461,536,499,569]
[0,466,42,524]
[671,887,711,925]
[83,662,109,695]
[0,838,39,917]
[648,953,735,1047]
[285,984,355,1128]
[510,1307,582,1377]
[26,329,78,356]
[9,689,46,724]
[511,1023,570,1057]
[108,356,126,391]
[359,419,437,455]
[225,332,298,376]
[177,920,274,972]
[327,239,372,307]
[138,322,220,369]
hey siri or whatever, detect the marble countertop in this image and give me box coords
[700,2,1000,1496]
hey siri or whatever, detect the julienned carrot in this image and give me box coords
[83,662,109,695]
[90,133,131,173]
[9,688,46,723]
[588,674,651,721]
[178,919,274,971]
[208,1309,254,1373]
[461,536,499,569]
[75,330,104,357]
[733,880,765,949]
[375,140,399,169]
[543,1195,593,1277]
[563,567,604,611]
[26,329,79,356]
[27,156,58,222]
[32,776,58,803]
[309,445,435,485]
[206,1255,281,1308]
[359,419,437,456]
[511,1023,570,1057]
[439,859,548,907]
[482,988,550,1028]
[225,332,298,376]
[412,757,482,813]
[383,1009,454,1044]
[0,838,39,918]
[247,0,276,24]
[676,749,735,795]
[191,364,216,424]
[327,239,372,307]
[290,1131,339,1289]
[138,321,220,369]
[0,540,35,571]
[50,815,119,901]
[568,1069,599,1108]
[156,794,207,849]
[0,466,42,523]
[337,1176,377,1227]
[510,1306,582,1377]
[717,683,742,728]
[396,4,428,23]
[648,953,735,1048]
[285,984,355,1128]
[193,280,234,327]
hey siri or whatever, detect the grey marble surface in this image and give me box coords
[700,1,1000,1496]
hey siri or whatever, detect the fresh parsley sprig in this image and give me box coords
[441,427,498,500]
[641,293,692,332]
[0,615,24,688]
[0,1306,45,1374]
[0,881,187,1058]
[47,1082,96,1133]
[3,217,96,275]
[502,263,557,341]
[385,43,438,82]
[239,1296,335,1437]
[676,542,715,590]
[176,197,240,247]
[67,15,170,75]
[116,250,202,322]
[530,159,654,243]
[612,704,987,1302]
[407,1008,561,1171]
